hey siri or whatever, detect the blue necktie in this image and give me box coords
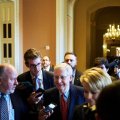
[0,94,9,120]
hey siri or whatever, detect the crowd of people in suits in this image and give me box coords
[0,48,120,120]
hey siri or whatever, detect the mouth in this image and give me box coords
[56,83,63,89]
[87,100,95,106]
[57,83,63,87]
[86,99,92,103]
[13,87,16,90]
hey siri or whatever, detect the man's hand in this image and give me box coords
[27,91,43,105]
[38,106,53,120]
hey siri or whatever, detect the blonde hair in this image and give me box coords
[80,67,112,92]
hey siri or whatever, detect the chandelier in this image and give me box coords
[104,24,120,40]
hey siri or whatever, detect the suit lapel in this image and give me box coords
[10,94,15,109]
[68,85,76,120]
[42,70,47,89]
[27,71,33,84]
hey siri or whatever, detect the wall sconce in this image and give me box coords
[45,45,50,50]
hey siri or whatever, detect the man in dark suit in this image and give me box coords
[42,56,54,72]
[0,63,28,120]
[64,52,83,86]
[39,63,85,120]
[17,70,54,90]
[17,48,54,99]
[94,57,116,82]
[17,48,55,114]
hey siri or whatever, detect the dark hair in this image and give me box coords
[64,52,77,59]
[94,57,109,69]
[24,48,41,67]
[96,80,120,120]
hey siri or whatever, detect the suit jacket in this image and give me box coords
[43,85,85,120]
[17,70,54,90]
[74,69,83,87]
[10,91,29,120]
[42,65,54,72]
[49,65,54,72]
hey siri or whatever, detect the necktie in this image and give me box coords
[37,78,41,89]
[36,78,43,90]
[0,94,9,120]
[33,77,43,90]
[33,76,37,90]
[60,94,68,120]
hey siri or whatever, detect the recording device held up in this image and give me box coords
[44,103,57,113]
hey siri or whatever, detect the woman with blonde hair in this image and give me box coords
[73,67,112,120]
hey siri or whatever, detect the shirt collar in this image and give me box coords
[0,92,9,98]
[43,65,50,71]
[72,69,76,77]
[30,70,43,80]
[64,90,69,100]
[60,88,70,100]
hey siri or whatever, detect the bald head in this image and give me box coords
[0,63,18,94]
[0,63,17,77]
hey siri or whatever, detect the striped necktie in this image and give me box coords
[0,94,9,120]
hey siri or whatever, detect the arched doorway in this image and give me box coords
[90,6,120,66]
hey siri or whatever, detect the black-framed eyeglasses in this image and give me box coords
[30,63,41,68]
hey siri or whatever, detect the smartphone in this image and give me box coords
[35,88,45,98]
[44,103,57,113]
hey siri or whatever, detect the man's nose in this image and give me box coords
[57,77,63,83]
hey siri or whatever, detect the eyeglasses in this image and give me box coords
[30,63,41,68]
[54,75,68,80]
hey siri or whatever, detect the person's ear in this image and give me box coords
[25,62,29,68]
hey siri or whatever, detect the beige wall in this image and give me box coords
[21,0,120,72]
[22,0,56,71]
